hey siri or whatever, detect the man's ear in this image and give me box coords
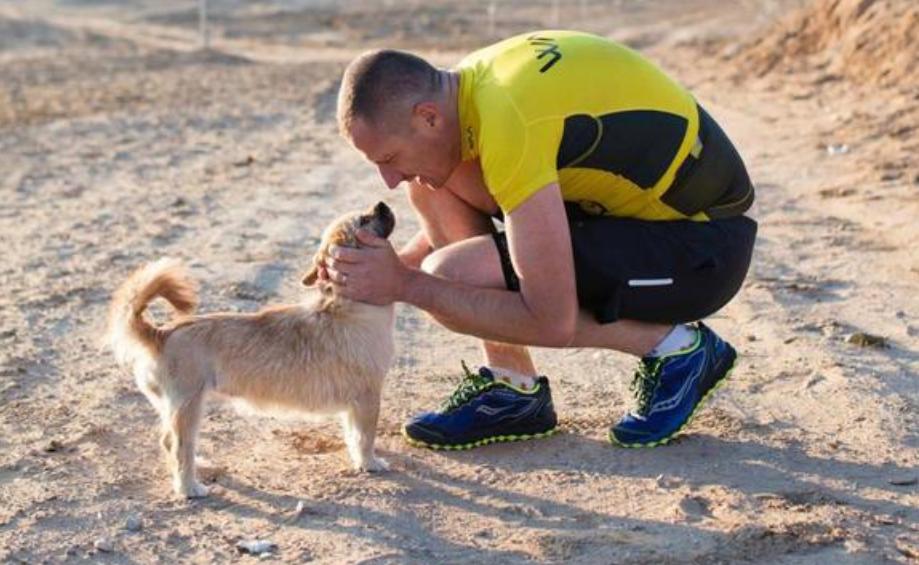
[413,101,439,128]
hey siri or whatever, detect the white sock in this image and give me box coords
[487,366,537,390]
[650,324,698,357]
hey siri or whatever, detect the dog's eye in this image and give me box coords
[358,217,370,226]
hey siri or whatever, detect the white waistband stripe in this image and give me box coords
[628,278,674,287]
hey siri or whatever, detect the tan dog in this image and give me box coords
[106,202,396,498]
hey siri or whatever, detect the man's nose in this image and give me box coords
[377,164,406,189]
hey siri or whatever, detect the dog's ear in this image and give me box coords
[301,265,319,287]
[301,254,322,287]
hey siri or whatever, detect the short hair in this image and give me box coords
[337,49,441,138]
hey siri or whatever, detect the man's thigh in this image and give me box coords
[568,211,757,324]
[494,208,757,324]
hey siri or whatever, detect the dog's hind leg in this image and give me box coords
[134,367,177,466]
[341,389,388,473]
[163,389,208,498]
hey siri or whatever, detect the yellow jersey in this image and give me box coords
[456,31,706,220]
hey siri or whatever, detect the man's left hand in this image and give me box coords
[324,229,407,305]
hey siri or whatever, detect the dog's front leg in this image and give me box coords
[341,390,388,472]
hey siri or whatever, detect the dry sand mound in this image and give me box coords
[737,0,918,89]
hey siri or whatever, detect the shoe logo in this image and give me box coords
[476,404,505,416]
[475,396,539,422]
[648,352,706,415]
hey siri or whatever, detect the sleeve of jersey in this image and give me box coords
[479,110,562,214]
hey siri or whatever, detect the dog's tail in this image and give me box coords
[106,258,197,366]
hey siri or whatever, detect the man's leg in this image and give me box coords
[404,179,536,376]
[400,180,560,449]
[418,234,673,356]
[416,230,744,449]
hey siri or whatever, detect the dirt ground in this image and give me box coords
[1,0,916,563]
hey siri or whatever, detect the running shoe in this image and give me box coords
[610,322,736,447]
[403,362,558,450]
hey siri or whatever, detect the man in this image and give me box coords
[322,31,757,449]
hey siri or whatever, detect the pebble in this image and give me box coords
[93,538,114,553]
[236,539,277,556]
[655,474,680,489]
[802,375,825,389]
[125,515,143,532]
[846,332,888,348]
[826,143,849,156]
[677,496,711,521]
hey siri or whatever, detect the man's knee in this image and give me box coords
[420,238,505,289]
[419,248,459,280]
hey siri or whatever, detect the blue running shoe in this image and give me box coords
[403,362,558,450]
[610,322,736,448]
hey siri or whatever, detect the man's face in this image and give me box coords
[348,110,455,191]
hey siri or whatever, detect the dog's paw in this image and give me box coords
[175,481,209,499]
[358,456,389,473]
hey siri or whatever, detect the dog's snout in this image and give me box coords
[374,201,392,218]
[371,202,395,239]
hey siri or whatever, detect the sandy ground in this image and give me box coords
[1,0,917,563]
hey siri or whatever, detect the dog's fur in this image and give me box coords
[106,202,396,498]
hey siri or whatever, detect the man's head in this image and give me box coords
[337,49,461,190]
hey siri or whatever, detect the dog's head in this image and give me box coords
[301,201,396,288]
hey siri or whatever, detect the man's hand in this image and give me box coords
[324,229,408,305]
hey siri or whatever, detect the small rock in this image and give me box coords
[880,171,903,182]
[846,332,888,348]
[889,476,917,487]
[124,515,143,532]
[826,143,849,156]
[802,375,825,389]
[43,439,64,453]
[236,539,277,556]
[676,496,711,521]
[93,538,114,553]
[746,334,757,342]
[655,474,680,489]
[233,155,256,167]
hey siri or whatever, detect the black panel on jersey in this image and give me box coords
[557,110,688,190]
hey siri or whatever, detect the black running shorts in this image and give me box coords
[493,205,757,324]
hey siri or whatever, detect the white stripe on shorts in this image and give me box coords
[628,278,674,287]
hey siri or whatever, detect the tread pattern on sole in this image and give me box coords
[402,426,559,451]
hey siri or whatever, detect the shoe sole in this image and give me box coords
[608,355,737,449]
[402,425,559,451]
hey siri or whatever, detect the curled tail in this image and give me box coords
[107,258,197,366]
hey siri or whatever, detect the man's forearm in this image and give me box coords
[400,268,571,347]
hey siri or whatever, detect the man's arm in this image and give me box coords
[397,229,433,269]
[330,183,579,347]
